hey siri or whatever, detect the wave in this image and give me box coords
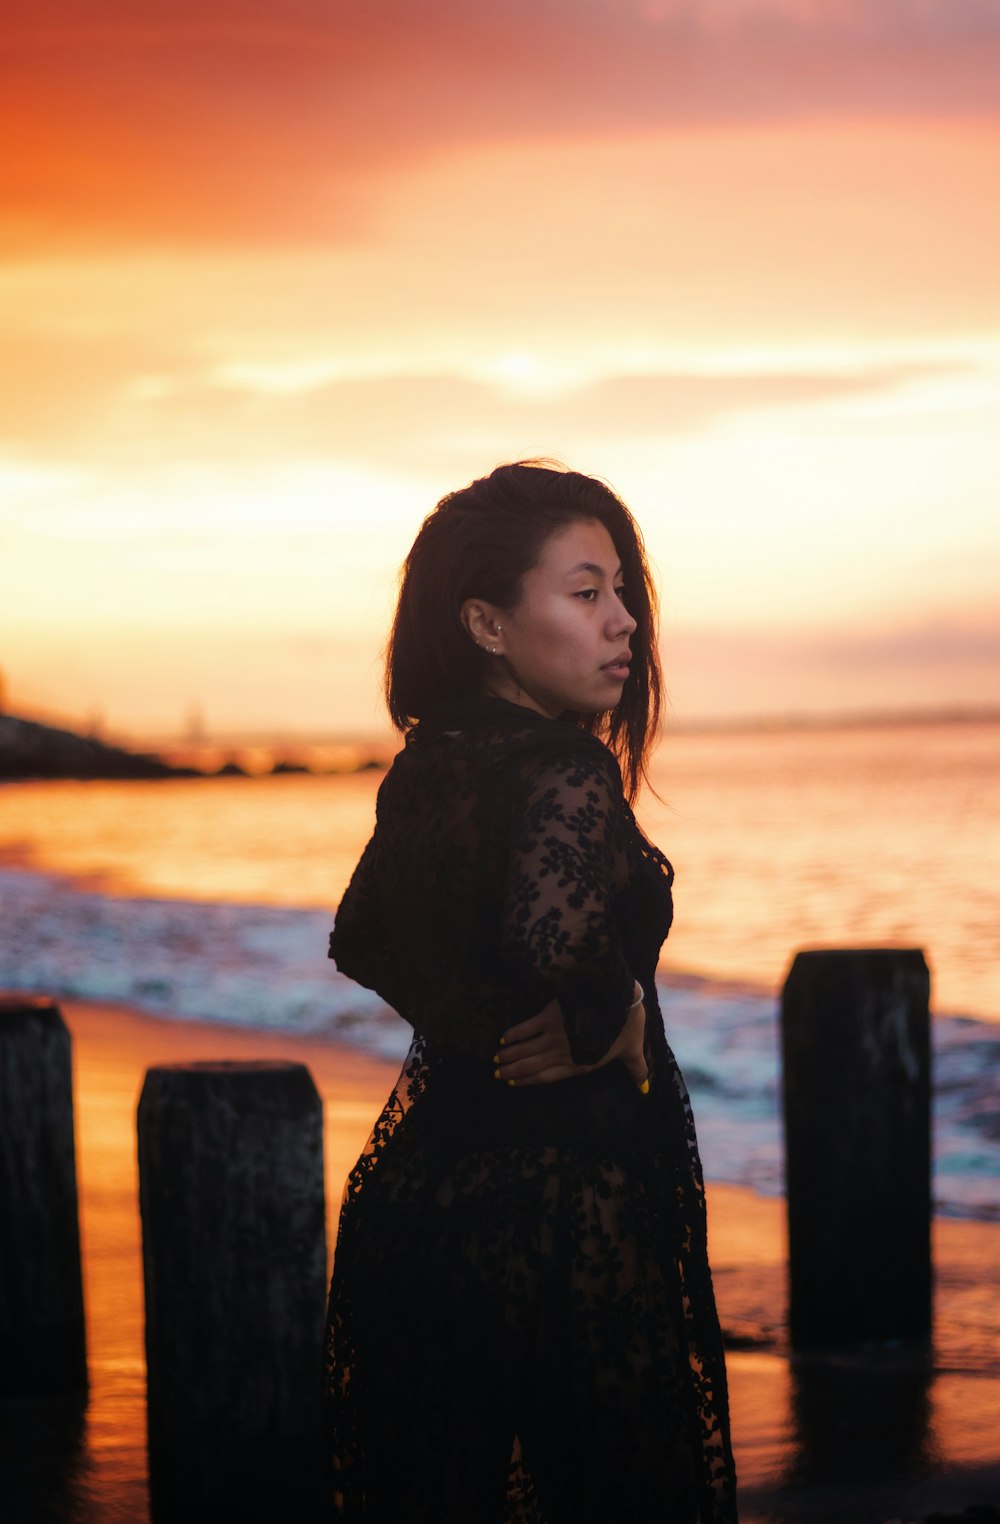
[1,866,997,1221]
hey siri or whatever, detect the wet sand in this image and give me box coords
[3,997,999,1523]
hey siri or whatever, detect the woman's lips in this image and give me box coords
[602,661,630,681]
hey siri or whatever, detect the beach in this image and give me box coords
[3,996,998,1524]
[8,1,1000,1513]
[3,721,999,1229]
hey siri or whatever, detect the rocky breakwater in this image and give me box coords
[0,715,201,781]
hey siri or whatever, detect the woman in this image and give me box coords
[325,462,738,1522]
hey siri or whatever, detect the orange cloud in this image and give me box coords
[4,0,1000,252]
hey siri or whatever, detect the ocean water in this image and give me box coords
[1,719,997,1220]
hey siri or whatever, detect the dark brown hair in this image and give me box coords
[384,461,662,800]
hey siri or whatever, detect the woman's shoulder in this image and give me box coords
[482,708,626,813]
[515,722,623,792]
[401,694,625,801]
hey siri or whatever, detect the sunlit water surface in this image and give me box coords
[2,720,996,1021]
[1,719,997,1219]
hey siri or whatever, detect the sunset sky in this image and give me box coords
[2,0,999,738]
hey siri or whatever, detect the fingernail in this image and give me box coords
[499,1037,506,1047]
[639,1078,650,1095]
[493,1067,501,1080]
[492,1053,499,1064]
[506,1078,516,1087]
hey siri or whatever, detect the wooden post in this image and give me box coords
[780,949,931,1350]
[137,1061,327,1523]
[0,996,87,1398]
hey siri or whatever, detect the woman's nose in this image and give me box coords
[611,600,638,636]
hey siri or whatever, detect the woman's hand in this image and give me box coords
[494,993,649,1090]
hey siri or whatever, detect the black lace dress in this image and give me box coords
[325,696,738,1523]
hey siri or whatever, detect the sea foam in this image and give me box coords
[1,866,996,1221]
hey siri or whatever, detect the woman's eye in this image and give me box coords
[615,585,627,601]
[576,588,599,602]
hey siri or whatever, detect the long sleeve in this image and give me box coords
[501,745,636,1066]
[329,830,410,1021]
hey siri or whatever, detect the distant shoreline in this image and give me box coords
[7,700,999,762]
[137,701,1000,746]
[0,713,387,782]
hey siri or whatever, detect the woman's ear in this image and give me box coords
[460,598,504,654]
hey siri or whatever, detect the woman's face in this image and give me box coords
[474,518,639,720]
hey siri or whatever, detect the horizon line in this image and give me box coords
[7,699,1000,754]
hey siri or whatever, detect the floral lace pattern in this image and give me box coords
[326,697,738,1521]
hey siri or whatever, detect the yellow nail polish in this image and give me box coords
[499,1037,506,1047]
[506,1078,516,1087]
[493,1067,500,1080]
[492,1053,499,1064]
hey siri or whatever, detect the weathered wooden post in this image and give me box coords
[137,1061,327,1523]
[780,949,931,1350]
[0,996,87,1397]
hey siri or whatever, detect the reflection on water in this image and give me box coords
[1,720,998,1022]
[787,1347,937,1487]
[0,771,381,911]
[732,1339,1000,1522]
[640,719,1000,1024]
[1,1393,90,1524]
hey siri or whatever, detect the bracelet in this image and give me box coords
[628,980,644,1011]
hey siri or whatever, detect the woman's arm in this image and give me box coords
[498,744,641,1070]
[329,829,411,1020]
